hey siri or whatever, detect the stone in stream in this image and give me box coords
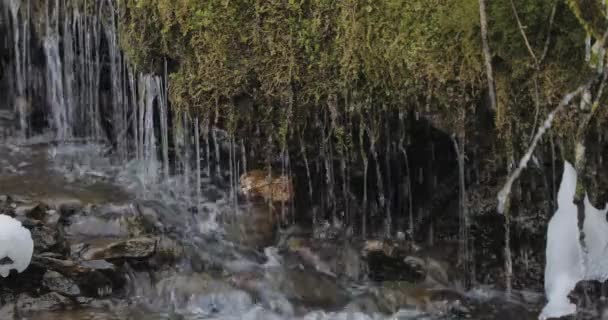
[78,237,156,261]
[370,282,432,313]
[276,268,350,309]
[66,201,163,239]
[155,273,254,314]
[32,255,123,298]
[280,235,365,281]
[66,216,130,239]
[29,224,65,254]
[0,302,15,320]
[42,197,84,217]
[23,203,50,221]
[16,292,72,313]
[224,202,278,249]
[42,270,81,296]
[363,239,455,286]
[233,266,350,311]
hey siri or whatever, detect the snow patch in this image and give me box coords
[0,214,34,277]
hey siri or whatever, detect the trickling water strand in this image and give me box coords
[62,1,76,139]
[398,112,414,240]
[228,133,235,213]
[104,0,129,157]
[137,73,145,161]
[129,66,139,158]
[232,136,239,216]
[157,75,169,179]
[452,134,469,287]
[213,128,221,179]
[203,118,211,177]
[183,112,192,200]
[4,0,29,138]
[384,119,392,238]
[143,75,159,187]
[240,139,247,178]
[359,120,369,237]
[45,34,71,140]
[195,118,201,209]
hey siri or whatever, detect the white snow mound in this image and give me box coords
[540,161,582,320]
[540,161,608,320]
[0,214,34,277]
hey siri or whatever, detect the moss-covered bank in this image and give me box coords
[115,0,608,289]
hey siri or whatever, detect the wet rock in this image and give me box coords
[79,237,156,261]
[32,255,92,275]
[24,203,50,221]
[13,203,39,218]
[42,209,61,227]
[80,259,116,271]
[469,297,539,320]
[225,271,296,316]
[155,273,254,313]
[371,282,432,313]
[42,270,80,296]
[134,200,176,232]
[0,302,15,320]
[42,197,83,217]
[266,268,350,309]
[364,240,453,284]
[281,236,365,281]
[225,203,277,248]
[343,294,383,315]
[67,202,158,239]
[154,236,184,263]
[32,256,123,298]
[16,292,72,313]
[30,224,64,254]
[286,246,335,277]
[66,216,130,238]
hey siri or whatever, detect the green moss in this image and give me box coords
[567,0,607,41]
[116,0,597,168]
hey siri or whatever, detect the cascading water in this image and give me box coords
[3,0,29,138]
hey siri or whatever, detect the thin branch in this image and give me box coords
[478,0,497,111]
[516,0,557,141]
[497,79,595,214]
[509,0,538,66]
[540,1,558,64]
[578,70,608,141]
[529,75,541,142]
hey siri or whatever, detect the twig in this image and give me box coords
[529,75,541,142]
[510,0,538,66]
[540,1,558,64]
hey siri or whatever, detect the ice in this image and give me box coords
[540,161,608,319]
[0,214,34,277]
[582,195,608,281]
[540,162,583,320]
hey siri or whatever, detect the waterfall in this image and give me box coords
[3,0,29,138]
[0,0,180,194]
[44,34,71,140]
